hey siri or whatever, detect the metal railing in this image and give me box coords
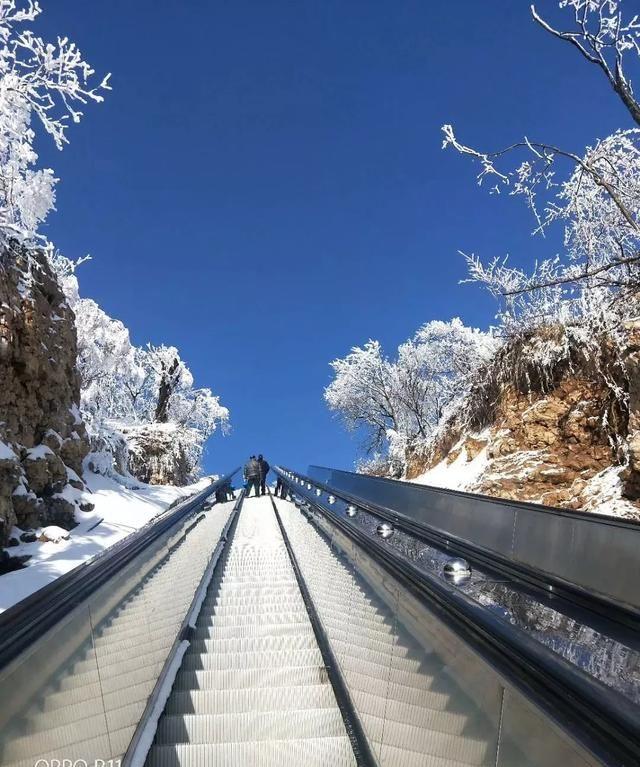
[0,469,239,766]
[307,464,640,622]
[276,465,640,766]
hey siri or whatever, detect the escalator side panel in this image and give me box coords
[0,502,236,767]
[280,498,599,767]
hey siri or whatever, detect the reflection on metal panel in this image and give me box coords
[308,465,640,613]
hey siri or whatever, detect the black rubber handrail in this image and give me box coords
[0,468,239,670]
[276,467,640,767]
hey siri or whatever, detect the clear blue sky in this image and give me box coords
[36,1,627,476]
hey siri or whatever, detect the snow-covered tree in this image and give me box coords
[442,2,640,324]
[325,320,495,466]
[52,257,230,480]
[0,1,110,246]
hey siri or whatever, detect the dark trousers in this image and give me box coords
[260,477,267,496]
[245,477,260,497]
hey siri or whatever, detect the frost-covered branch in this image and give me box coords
[531,1,640,125]
[0,1,110,245]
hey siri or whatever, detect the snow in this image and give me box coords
[0,470,211,613]
[0,440,17,461]
[579,466,640,520]
[411,437,489,492]
[40,525,70,543]
[25,444,53,460]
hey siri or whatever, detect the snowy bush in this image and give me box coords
[0,1,109,246]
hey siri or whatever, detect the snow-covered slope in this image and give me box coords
[0,471,211,613]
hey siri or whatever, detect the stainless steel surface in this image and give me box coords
[444,557,471,579]
[376,522,394,539]
[307,465,640,614]
[292,479,640,709]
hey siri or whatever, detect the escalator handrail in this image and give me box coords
[305,465,640,629]
[0,468,239,670]
[276,466,640,767]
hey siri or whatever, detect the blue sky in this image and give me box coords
[36,1,628,476]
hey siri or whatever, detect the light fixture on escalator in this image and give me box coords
[346,505,357,517]
[376,522,394,539]
[307,483,312,490]
[443,558,471,581]
[315,488,322,497]
[327,495,336,504]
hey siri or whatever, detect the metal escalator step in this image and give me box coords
[378,743,486,767]
[196,611,309,628]
[188,634,317,654]
[202,594,304,608]
[72,644,166,676]
[155,709,347,745]
[357,673,455,710]
[328,625,399,648]
[336,643,424,673]
[173,666,329,692]
[181,648,323,671]
[338,651,432,679]
[164,685,336,715]
[331,633,420,664]
[192,622,314,640]
[206,603,307,618]
[145,736,357,767]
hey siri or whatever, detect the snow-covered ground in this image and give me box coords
[411,439,489,492]
[0,471,212,613]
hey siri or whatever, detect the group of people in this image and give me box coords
[243,454,270,497]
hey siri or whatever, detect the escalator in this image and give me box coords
[0,465,638,766]
[146,495,356,766]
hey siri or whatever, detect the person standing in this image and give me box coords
[243,456,261,498]
[258,454,270,496]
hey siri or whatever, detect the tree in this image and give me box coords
[442,1,640,318]
[52,257,230,479]
[0,1,110,246]
[325,320,495,466]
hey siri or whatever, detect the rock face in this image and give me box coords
[0,244,92,544]
[622,320,640,500]
[405,324,639,515]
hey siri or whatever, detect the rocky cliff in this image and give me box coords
[405,323,640,518]
[0,244,92,545]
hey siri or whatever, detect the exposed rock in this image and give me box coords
[622,319,640,500]
[19,531,36,543]
[404,323,640,515]
[0,244,90,543]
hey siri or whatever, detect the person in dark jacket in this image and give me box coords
[244,456,261,497]
[258,454,270,496]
